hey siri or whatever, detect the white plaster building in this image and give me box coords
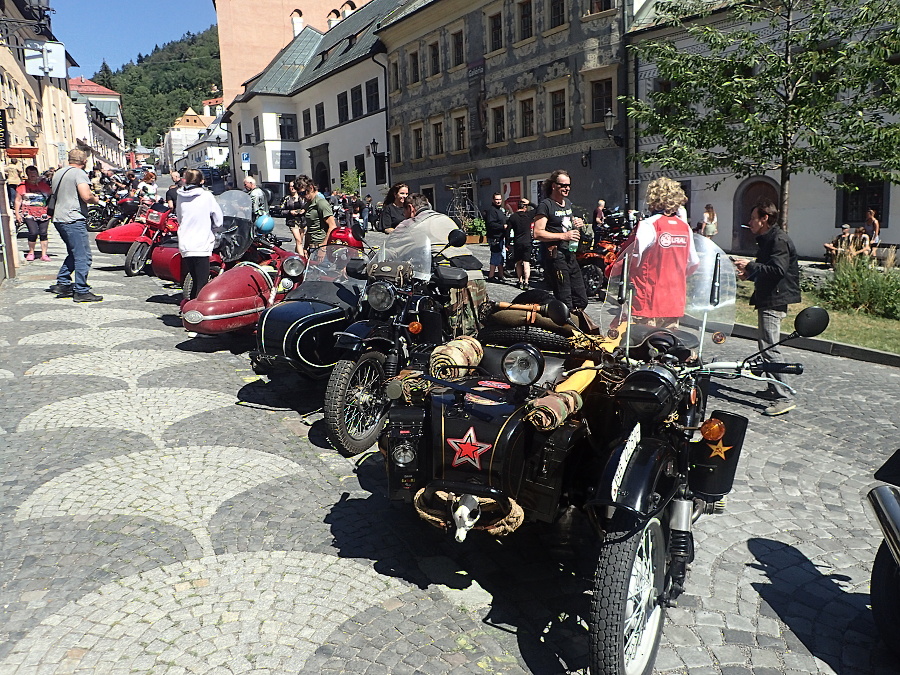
[160,107,216,173]
[223,0,392,200]
[68,76,127,169]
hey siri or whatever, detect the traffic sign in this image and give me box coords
[24,40,66,78]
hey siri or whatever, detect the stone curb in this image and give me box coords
[733,322,900,368]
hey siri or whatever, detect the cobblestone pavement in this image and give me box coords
[1,234,899,675]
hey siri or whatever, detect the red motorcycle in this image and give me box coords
[123,201,179,276]
[576,210,636,296]
[94,196,156,254]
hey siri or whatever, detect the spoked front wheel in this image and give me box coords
[124,241,150,276]
[590,519,667,675]
[324,351,389,455]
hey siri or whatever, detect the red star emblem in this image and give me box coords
[447,427,493,470]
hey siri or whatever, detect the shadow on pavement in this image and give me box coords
[747,537,896,673]
[325,452,597,673]
[145,293,181,305]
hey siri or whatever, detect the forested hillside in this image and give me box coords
[91,26,222,147]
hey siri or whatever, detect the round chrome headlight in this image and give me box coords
[281,256,305,278]
[391,440,416,466]
[366,281,395,312]
[277,277,294,292]
[183,310,203,325]
[501,343,545,386]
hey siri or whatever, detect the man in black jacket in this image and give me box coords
[484,193,508,282]
[734,199,801,416]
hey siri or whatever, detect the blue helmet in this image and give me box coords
[255,214,275,233]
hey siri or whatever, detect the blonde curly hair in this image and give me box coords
[646,177,687,216]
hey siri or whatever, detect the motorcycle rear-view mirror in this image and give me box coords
[351,223,366,242]
[793,306,829,338]
[544,299,570,327]
[346,257,368,280]
[447,229,467,248]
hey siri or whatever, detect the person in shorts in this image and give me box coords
[506,199,534,289]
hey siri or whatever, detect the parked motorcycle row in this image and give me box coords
[88,187,900,674]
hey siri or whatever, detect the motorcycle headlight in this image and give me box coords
[278,278,294,293]
[615,365,680,423]
[501,343,545,386]
[366,281,395,312]
[391,440,417,466]
[281,256,304,278]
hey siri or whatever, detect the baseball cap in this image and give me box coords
[841,223,850,230]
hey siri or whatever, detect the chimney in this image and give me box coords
[291,11,304,36]
[203,104,211,116]
[327,17,340,28]
[342,7,353,18]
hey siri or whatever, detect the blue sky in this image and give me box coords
[51,1,218,78]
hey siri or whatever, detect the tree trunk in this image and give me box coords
[779,166,790,232]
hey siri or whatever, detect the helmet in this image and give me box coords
[255,214,275,233]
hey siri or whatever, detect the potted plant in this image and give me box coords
[465,217,487,244]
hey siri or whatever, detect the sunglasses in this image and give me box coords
[555,183,571,189]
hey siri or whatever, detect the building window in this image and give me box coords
[409,51,420,83]
[841,175,886,227]
[253,116,260,142]
[350,85,363,118]
[429,42,440,76]
[520,97,534,137]
[365,78,380,112]
[354,154,365,176]
[432,121,444,154]
[550,89,566,130]
[454,114,467,150]
[337,92,349,123]
[591,79,613,124]
[413,127,423,159]
[391,61,400,91]
[653,79,674,117]
[315,102,325,131]
[391,133,402,163]
[339,160,348,177]
[588,0,613,12]
[277,114,298,140]
[302,109,311,136]
[452,31,464,67]
[489,13,503,52]
[549,0,566,28]
[237,122,243,144]
[491,106,505,143]
[518,1,533,40]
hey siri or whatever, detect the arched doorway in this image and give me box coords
[733,177,779,254]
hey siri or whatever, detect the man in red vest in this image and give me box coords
[627,177,699,328]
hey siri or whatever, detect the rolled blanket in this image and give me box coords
[429,335,484,378]
[385,371,431,404]
[525,390,583,431]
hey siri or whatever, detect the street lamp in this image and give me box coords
[604,108,624,148]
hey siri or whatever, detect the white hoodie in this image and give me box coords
[176,185,223,257]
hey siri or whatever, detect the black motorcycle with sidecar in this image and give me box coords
[376,234,830,675]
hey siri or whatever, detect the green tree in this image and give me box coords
[340,168,364,196]
[93,60,114,89]
[627,0,900,229]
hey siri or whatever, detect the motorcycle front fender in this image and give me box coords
[334,319,393,353]
[134,234,153,245]
[868,485,900,567]
[588,428,678,532]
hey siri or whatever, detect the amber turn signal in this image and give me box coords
[408,321,423,334]
[700,418,726,441]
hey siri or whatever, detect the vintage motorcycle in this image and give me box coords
[867,451,900,656]
[94,196,151,254]
[250,242,373,378]
[376,234,830,675]
[323,227,474,455]
[150,190,294,299]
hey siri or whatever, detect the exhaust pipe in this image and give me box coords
[867,485,900,565]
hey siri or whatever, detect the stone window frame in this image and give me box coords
[544,76,571,136]
[581,65,617,130]
[410,122,426,162]
[430,115,446,157]
[486,96,508,147]
[483,1,505,57]
[451,108,468,154]
[514,89,538,142]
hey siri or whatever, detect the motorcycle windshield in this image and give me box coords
[215,190,255,262]
[301,244,371,290]
[598,231,737,358]
[377,223,433,280]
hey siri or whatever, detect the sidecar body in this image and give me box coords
[95,221,145,254]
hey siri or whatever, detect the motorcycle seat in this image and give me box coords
[480,347,566,387]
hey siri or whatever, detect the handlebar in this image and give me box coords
[750,362,803,375]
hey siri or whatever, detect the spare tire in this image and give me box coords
[478,326,571,352]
